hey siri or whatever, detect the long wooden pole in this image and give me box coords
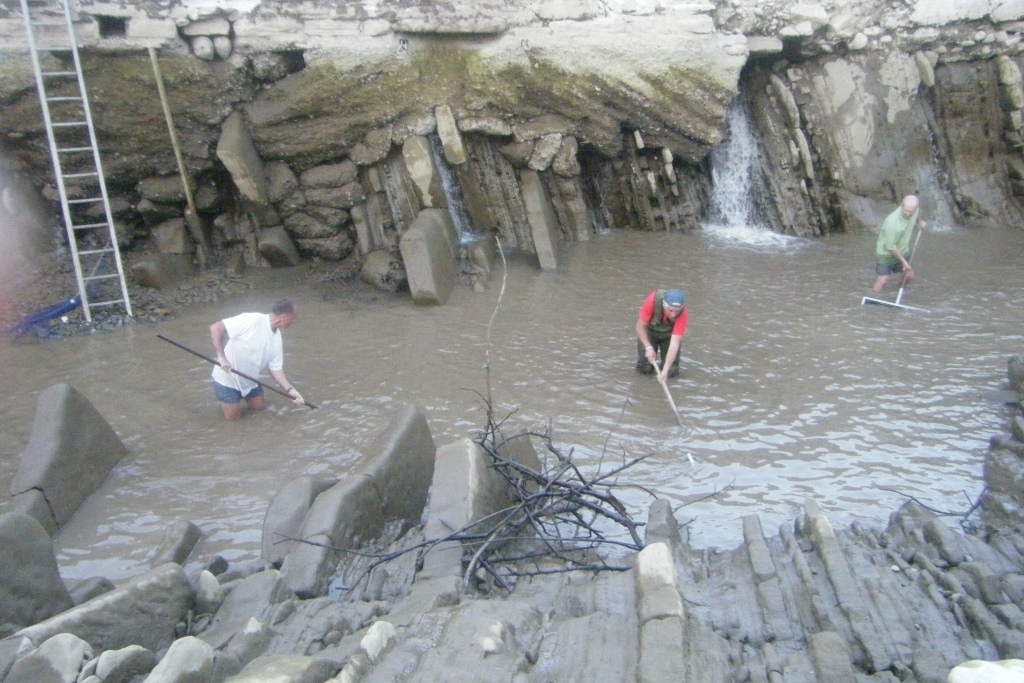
[157,334,317,409]
[148,47,207,269]
[651,359,684,427]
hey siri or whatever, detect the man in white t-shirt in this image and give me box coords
[209,299,305,420]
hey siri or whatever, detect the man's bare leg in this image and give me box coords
[220,402,242,421]
[245,396,268,412]
[872,275,889,293]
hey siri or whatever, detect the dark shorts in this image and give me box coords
[876,261,905,276]
[214,382,263,404]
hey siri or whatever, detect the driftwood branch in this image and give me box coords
[877,485,989,530]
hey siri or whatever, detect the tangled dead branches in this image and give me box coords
[455,404,654,590]
[294,403,656,597]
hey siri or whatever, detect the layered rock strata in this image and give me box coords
[2,0,1024,304]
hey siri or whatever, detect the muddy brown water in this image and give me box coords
[1,225,1022,583]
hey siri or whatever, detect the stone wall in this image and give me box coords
[0,0,1022,285]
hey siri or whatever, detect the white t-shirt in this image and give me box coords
[211,312,284,394]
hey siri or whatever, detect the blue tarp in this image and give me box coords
[6,296,81,336]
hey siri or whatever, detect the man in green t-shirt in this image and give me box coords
[872,195,926,293]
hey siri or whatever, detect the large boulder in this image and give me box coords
[280,404,436,597]
[261,476,336,566]
[0,512,73,633]
[9,384,128,534]
[15,563,194,653]
[399,208,458,305]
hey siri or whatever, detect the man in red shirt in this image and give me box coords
[635,288,688,382]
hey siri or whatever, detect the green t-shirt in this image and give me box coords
[875,207,917,266]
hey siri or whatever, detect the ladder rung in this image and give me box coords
[64,172,98,179]
[47,96,82,102]
[67,197,102,204]
[52,121,87,128]
[57,146,92,153]
[87,299,127,308]
[31,21,69,27]
[42,71,77,77]
[37,46,73,51]
[84,273,119,282]
[73,224,110,232]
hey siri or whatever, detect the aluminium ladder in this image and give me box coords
[20,0,132,322]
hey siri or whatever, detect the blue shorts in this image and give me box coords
[876,261,905,276]
[214,382,263,404]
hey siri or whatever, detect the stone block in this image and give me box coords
[528,132,562,171]
[265,161,298,203]
[0,512,73,630]
[645,499,682,550]
[299,161,358,189]
[807,631,856,682]
[153,217,194,255]
[351,204,372,254]
[229,654,335,683]
[420,438,519,579]
[217,112,274,224]
[351,126,393,166]
[95,644,156,683]
[16,563,193,654]
[137,199,182,228]
[305,183,364,209]
[361,250,403,292]
[399,208,457,306]
[5,632,92,683]
[258,226,300,267]
[743,514,777,583]
[142,636,213,683]
[402,135,445,209]
[638,616,684,683]
[10,384,128,533]
[137,176,187,203]
[466,237,495,273]
[435,104,466,165]
[261,475,335,565]
[150,519,203,567]
[200,570,293,649]
[747,35,784,54]
[295,232,354,261]
[635,543,683,624]
[520,170,560,270]
[130,253,193,290]
[551,135,580,177]
[67,577,115,606]
[280,404,436,597]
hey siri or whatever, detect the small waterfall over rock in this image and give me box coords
[428,134,477,244]
[915,122,958,231]
[708,99,761,230]
[704,99,803,249]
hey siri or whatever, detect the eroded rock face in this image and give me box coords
[0,0,1022,278]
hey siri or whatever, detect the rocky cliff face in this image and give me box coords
[0,0,1022,282]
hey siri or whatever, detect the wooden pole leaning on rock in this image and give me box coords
[148,47,208,269]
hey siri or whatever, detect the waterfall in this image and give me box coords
[915,122,956,232]
[428,134,477,244]
[704,99,801,249]
[708,99,761,230]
